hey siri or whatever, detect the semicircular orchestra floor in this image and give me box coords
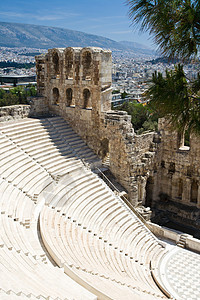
[158,246,200,300]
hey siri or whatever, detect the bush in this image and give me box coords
[0,85,37,107]
[114,101,158,134]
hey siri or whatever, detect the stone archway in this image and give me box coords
[82,51,92,80]
[83,88,91,108]
[66,88,73,106]
[99,138,109,163]
[191,180,198,203]
[52,87,59,105]
[52,52,59,75]
[65,49,73,79]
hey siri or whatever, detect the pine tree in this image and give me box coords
[126,0,200,134]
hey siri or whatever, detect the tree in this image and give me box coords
[0,85,37,107]
[146,64,200,134]
[126,0,200,135]
[114,101,158,133]
[127,0,200,60]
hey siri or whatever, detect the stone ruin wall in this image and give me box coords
[35,47,200,228]
[0,105,31,122]
[36,47,112,150]
[150,119,200,229]
[35,47,156,207]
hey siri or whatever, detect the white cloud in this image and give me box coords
[0,11,26,18]
[0,10,81,22]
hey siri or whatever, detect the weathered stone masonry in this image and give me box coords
[35,47,156,207]
[35,47,200,229]
[150,119,200,230]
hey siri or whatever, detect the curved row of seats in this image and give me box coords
[0,118,100,299]
[0,117,101,174]
[0,177,96,299]
[39,166,167,299]
[0,117,168,299]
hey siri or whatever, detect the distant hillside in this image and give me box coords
[119,41,157,55]
[0,21,157,55]
[0,21,126,50]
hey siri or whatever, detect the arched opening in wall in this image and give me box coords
[145,176,154,207]
[65,49,73,79]
[52,87,59,105]
[82,51,92,80]
[191,180,198,204]
[179,128,190,150]
[184,129,190,147]
[83,88,91,109]
[66,88,73,106]
[99,138,109,164]
[177,179,183,199]
[52,52,59,75]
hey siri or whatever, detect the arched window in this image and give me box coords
[53,87,59,105]
[66,88,73,106]
[83,88,91,108]
[82,51,92,80]
[178,128,190,150]
[65,49,73,79]
[191,180,198,203]
[184,129,190,147]
[52,52,59,75]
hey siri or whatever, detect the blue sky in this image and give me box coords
[0,0,154,48]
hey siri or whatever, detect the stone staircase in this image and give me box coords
[177,234,188,248]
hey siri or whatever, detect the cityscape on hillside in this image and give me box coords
[0,46,199,105]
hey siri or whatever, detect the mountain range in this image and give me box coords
[0,21,156,55]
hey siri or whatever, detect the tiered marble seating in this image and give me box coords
[46,117,100,166]
[0,118,100,299]
[39,166,168,299]
[0,117,168,300]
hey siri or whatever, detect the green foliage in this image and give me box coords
[127,0,200,60]
[112,90,120,94]
[184,129,190,146]
[18,52,41,57]
[0,85,37,107]
[137,120,158,135]
[114,101,158,134]
[126,0,200,134]
[26,84,37,97]
[121,91,128,99]
[146,65,200,134]
[0,62,35,69]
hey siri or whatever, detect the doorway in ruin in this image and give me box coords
[52,52,59,75]
[82,51,92,80]
[65,49,73,79]
[99,138,110,165]
[145,176,154,207]
[191,180,198,204]
[83,88,91,108]
[52,87,59,105]
[66,88,73,106]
